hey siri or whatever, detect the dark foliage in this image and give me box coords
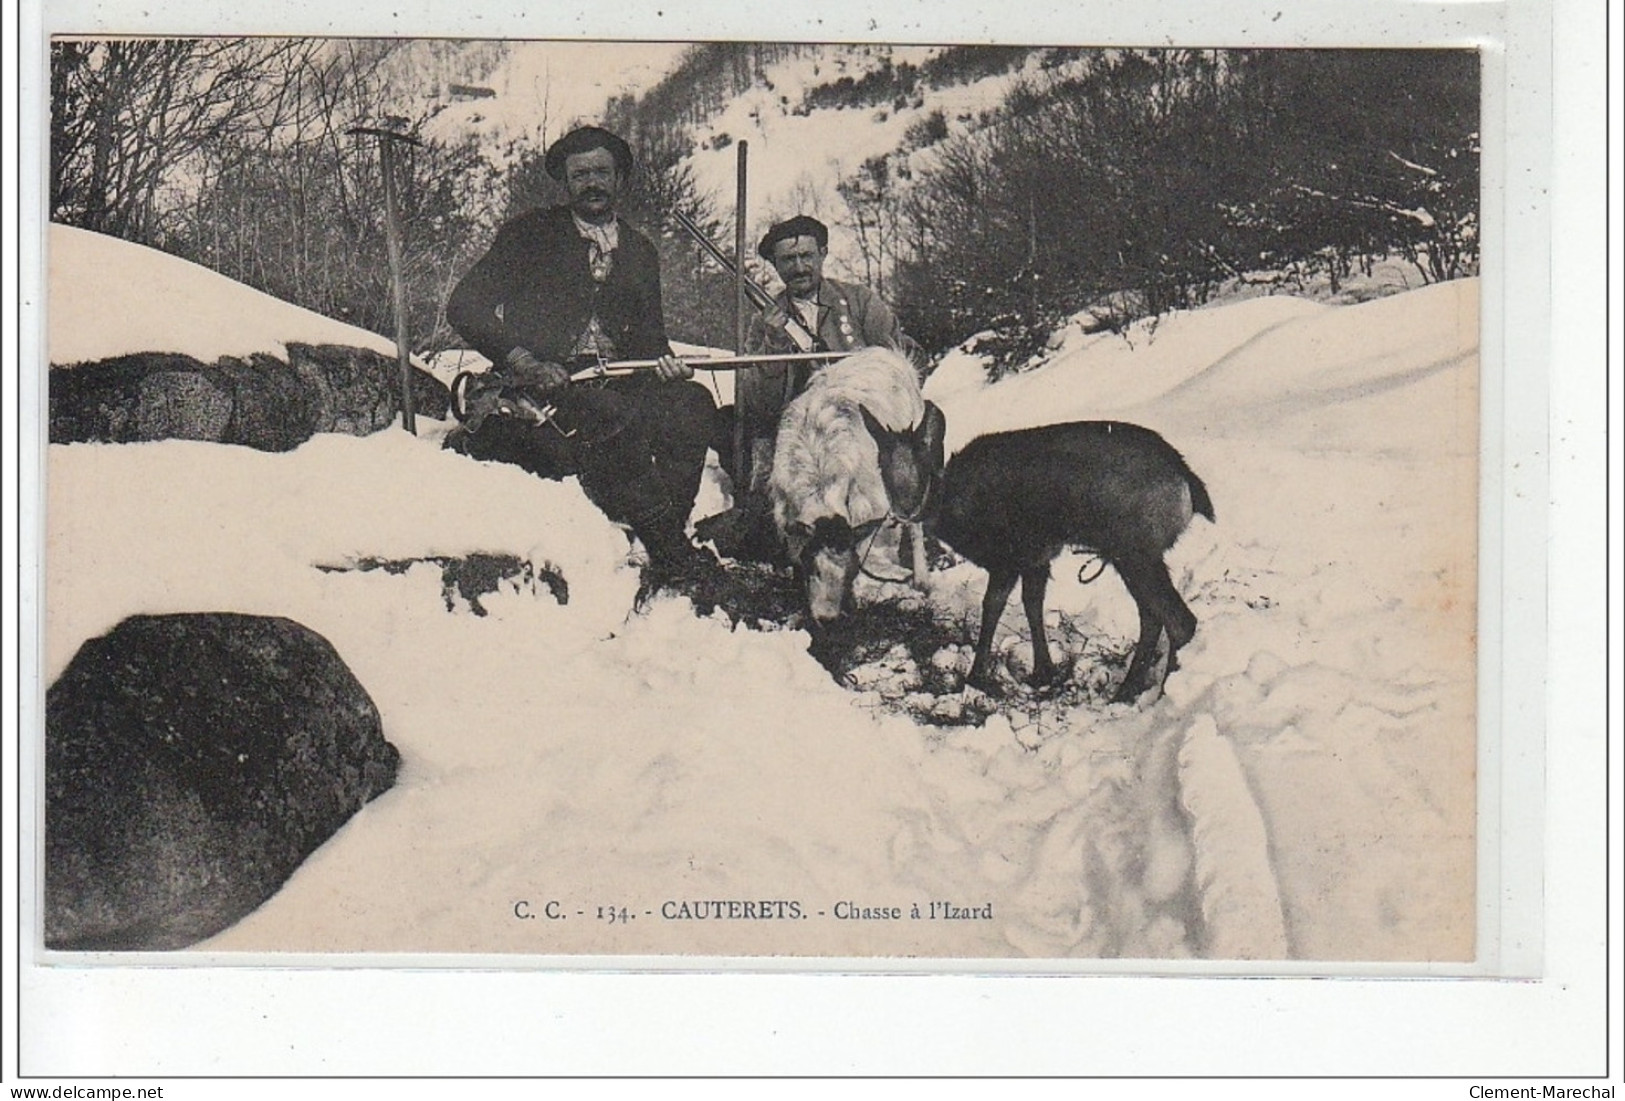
[893,49,1480,376]
[801,58,922,113]
[318,553,569,614]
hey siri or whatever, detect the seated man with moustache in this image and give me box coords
[446,125,721,588]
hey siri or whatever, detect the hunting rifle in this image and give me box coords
[669,208,819,353]
[450,349,855,429]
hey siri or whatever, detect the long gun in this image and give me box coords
[670,208,817,353]
[568,349,850,381]
[450,350,854,429]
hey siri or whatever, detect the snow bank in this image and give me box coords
[48,224,417,368]
[46,433,639,686]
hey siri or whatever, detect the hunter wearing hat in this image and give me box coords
[705,214,921,558]
[445,125,720,587]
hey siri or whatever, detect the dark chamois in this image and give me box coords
[861,412,1214,703]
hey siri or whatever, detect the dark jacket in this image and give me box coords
[447,205,673,367]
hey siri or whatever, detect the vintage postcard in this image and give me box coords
[32,32,1496,969]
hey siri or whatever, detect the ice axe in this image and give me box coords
[349,122,423,434]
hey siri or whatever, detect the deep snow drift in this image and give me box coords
[42,228,1479,962]
[48,225,421,368]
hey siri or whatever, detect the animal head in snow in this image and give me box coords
[769,347,925,623]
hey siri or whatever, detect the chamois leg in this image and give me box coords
[1134,554,1197,663]
[966,568,1020,693]
[1020,564,1061,687]
[1112,555,1180,703]
[1155,573,1196,674]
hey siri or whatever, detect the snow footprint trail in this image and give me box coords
[1177,715,1289,958]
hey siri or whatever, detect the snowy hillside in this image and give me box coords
[398,42,1035,285]
[409,41,690,161]
[678,46,1036,277]
[41,228,1481,963]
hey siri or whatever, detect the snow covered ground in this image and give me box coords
[41,229,1479,963]
[48,225,421,368]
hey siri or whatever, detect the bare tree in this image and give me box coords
[51,38,312,243]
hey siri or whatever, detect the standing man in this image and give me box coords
[704,215,921,559]
[445,125,719,585]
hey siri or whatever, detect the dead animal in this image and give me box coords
[769,347,940,624]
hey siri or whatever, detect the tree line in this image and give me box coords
[50,42,1479,375]
[885,49,1480,371]
[50,37,753,359]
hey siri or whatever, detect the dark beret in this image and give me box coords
[758,215,829,260]
[544,126,635,182]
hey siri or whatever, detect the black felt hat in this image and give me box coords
[758,215,829,260]
[544,126,635,182]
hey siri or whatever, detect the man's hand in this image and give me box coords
[505,348,570,393]
[759,306,813,352]
[763,305,792,333]
[654,354,693,382]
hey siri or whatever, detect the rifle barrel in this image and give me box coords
[672,209,777,312]
[568,350,853,381]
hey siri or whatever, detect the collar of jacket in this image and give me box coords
[778,278,851,320]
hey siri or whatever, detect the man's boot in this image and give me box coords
[626,499,727,611]
[627,500,702,572]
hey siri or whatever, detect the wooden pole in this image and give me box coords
[377,135,416,434]
[732,141,749,493]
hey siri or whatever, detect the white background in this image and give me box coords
[3,0,1618,1090]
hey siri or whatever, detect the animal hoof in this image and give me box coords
[1110,676,1165,706]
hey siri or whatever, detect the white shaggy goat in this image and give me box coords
[769,347,929,623]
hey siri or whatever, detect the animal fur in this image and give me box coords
[769,348,925,621]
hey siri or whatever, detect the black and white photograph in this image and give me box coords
[35,36,1488,963]
[13,0,1618,1081]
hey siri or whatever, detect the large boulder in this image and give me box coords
[49,353,212,444]
[216,354,317,452]
[45,613,400,950]
[135,366,233,443]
